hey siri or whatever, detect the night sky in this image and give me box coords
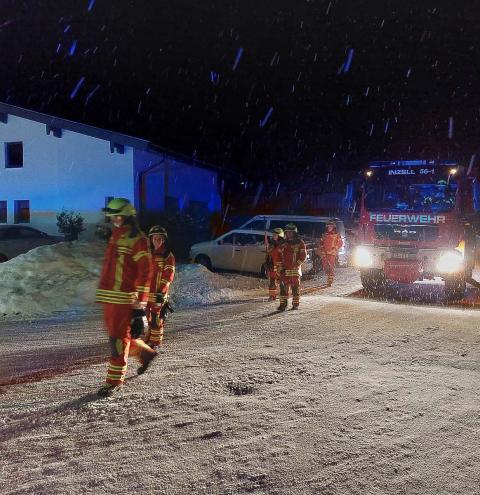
[1,0,480,185]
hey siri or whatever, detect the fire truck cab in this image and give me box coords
[352,160,479,301]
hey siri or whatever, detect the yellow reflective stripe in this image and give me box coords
[148,294,157,302]
[113,254,125,291]
[133,250,149,262]
[160,279,171,284]
[117,247,132,254]
[96,289,134,304]
[136,286,150,292]
[285,270,300,276]
[96,297,131,304]
[106,373,126,380]
[96,289,135,298]
[164,265,175,269]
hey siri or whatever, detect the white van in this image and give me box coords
[189,229,314,276]
[238,215,348,267]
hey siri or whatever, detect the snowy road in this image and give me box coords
[2,274,480,494]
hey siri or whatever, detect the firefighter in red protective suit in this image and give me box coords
[146,226,175,348]
[278,224,307,311]
[95,198,157,397]
[265,228,285,301]
[316,220,343,286]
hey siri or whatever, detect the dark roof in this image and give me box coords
[0,102,233,174]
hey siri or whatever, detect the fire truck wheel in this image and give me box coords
[360,269,386,293]
[444,275,466,301]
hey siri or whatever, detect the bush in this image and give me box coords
[56,210,85,241]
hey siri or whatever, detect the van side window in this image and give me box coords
[220,234,235,245]
[299,222,327,239]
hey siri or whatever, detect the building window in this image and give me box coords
[0,201,6,223]
[5,142,23,168]
[14,200,30,223]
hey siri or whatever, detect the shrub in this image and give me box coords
[56,210,85,241]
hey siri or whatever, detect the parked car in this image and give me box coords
[0,225,64,262]
[237,214,349,267]
[189,229,314,276]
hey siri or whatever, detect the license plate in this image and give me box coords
[390,250,417,260]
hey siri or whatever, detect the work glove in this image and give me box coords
[156,292,167,304]
[130,309,148,338]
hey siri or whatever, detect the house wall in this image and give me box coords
[0,115,134,237]
[133,149,222,218]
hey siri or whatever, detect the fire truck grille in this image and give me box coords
[374,224,439,241]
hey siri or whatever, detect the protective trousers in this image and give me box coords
[103,304,156,386]
[279,276,301,308]
[322,254,336,285]
[147,308,164,346]
[268,271,279,300]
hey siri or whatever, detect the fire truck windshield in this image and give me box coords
[365,171,457,212]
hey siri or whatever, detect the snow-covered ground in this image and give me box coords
[1,242,480,494]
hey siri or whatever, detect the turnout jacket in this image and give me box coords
[96,225,152,305]
[148,247,176,304]
[317,230,343,256]
[266,239,284,274]
[281,238,307,277]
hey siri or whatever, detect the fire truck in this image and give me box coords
[352,160,479,301]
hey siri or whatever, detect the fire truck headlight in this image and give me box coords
[436,251,464,274]
[353,246,373,268]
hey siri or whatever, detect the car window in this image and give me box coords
[268,220,327,238]
[251,234,266,245]
[296,222,327,239]
[233,234,251,246]
[219,234,235,245]
[242,219,267,230]
[235,233,265,246]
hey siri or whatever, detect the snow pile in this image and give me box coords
[0,241,264,317]
[0,241,104,316]
[170,263,263,306]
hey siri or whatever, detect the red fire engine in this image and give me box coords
[352,160,479,301]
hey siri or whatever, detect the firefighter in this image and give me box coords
[316,220,343,286]
[146,225,175,348]
[278,223,307,310]
[95,198,157,397]
[265,228,285,301]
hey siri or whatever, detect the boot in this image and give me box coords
[137,350,158,375]
[277,304,287,312]
[97,383,123,397]
[291,305,299,310]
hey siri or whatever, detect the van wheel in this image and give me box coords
[0,254,8,263]
[195,255,212,271]
[444,275,466,302]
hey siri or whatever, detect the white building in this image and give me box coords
[0,103,223,237]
